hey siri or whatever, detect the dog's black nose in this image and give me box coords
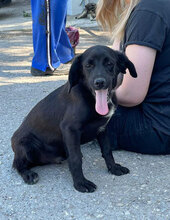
[94,78,106,89]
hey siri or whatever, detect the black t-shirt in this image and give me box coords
[122,0,170,135]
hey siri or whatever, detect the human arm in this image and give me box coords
[111,8,167,107]
[113,43,156,107]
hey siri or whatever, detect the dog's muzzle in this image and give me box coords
[93,77,106,90]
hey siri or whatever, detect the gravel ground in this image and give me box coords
[0,1,170,220]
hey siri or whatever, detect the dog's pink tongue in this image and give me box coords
[95,89,109,115]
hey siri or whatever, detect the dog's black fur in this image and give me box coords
[11,45,137,193]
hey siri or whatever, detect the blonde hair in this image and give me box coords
[96,0,140,41]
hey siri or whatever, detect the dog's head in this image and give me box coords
[68,45,137,115]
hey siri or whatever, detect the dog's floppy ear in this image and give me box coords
[114,51,137,78]
[68,54,83,93]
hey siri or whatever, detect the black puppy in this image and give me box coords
[11,45,137,193]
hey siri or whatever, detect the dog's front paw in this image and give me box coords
[108,163,130,176]
[74,179,97,193]
[21,170,39,184]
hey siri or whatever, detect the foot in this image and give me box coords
[21,170,39,184]
[31,67,55,76]
[74,178,97,193]
[108,163,130,176]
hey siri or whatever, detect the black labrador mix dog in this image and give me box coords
[11,45,137,193]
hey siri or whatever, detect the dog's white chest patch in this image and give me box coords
[98,125,106,133]
[97,104,116,133]
[105,105,116,118]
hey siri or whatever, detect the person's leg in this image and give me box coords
[31,0,48,72]
[50,0,74,69]
[31,0,74,75]
[107,106,170,155]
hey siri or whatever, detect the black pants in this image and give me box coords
[107,106,170,155]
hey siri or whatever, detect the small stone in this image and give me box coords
[117,203,124,207]
[137,156,142,160]
[64,211,69,216]
[96,214,104,218]
[15,181,22,185]
[125,211,130,215]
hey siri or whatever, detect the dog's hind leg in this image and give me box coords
[12,146,39,185]
[11,133,44,184]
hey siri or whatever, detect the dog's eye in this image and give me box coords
[85,63,94,68]
[107,62,113,66]
[104,57,113,67]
